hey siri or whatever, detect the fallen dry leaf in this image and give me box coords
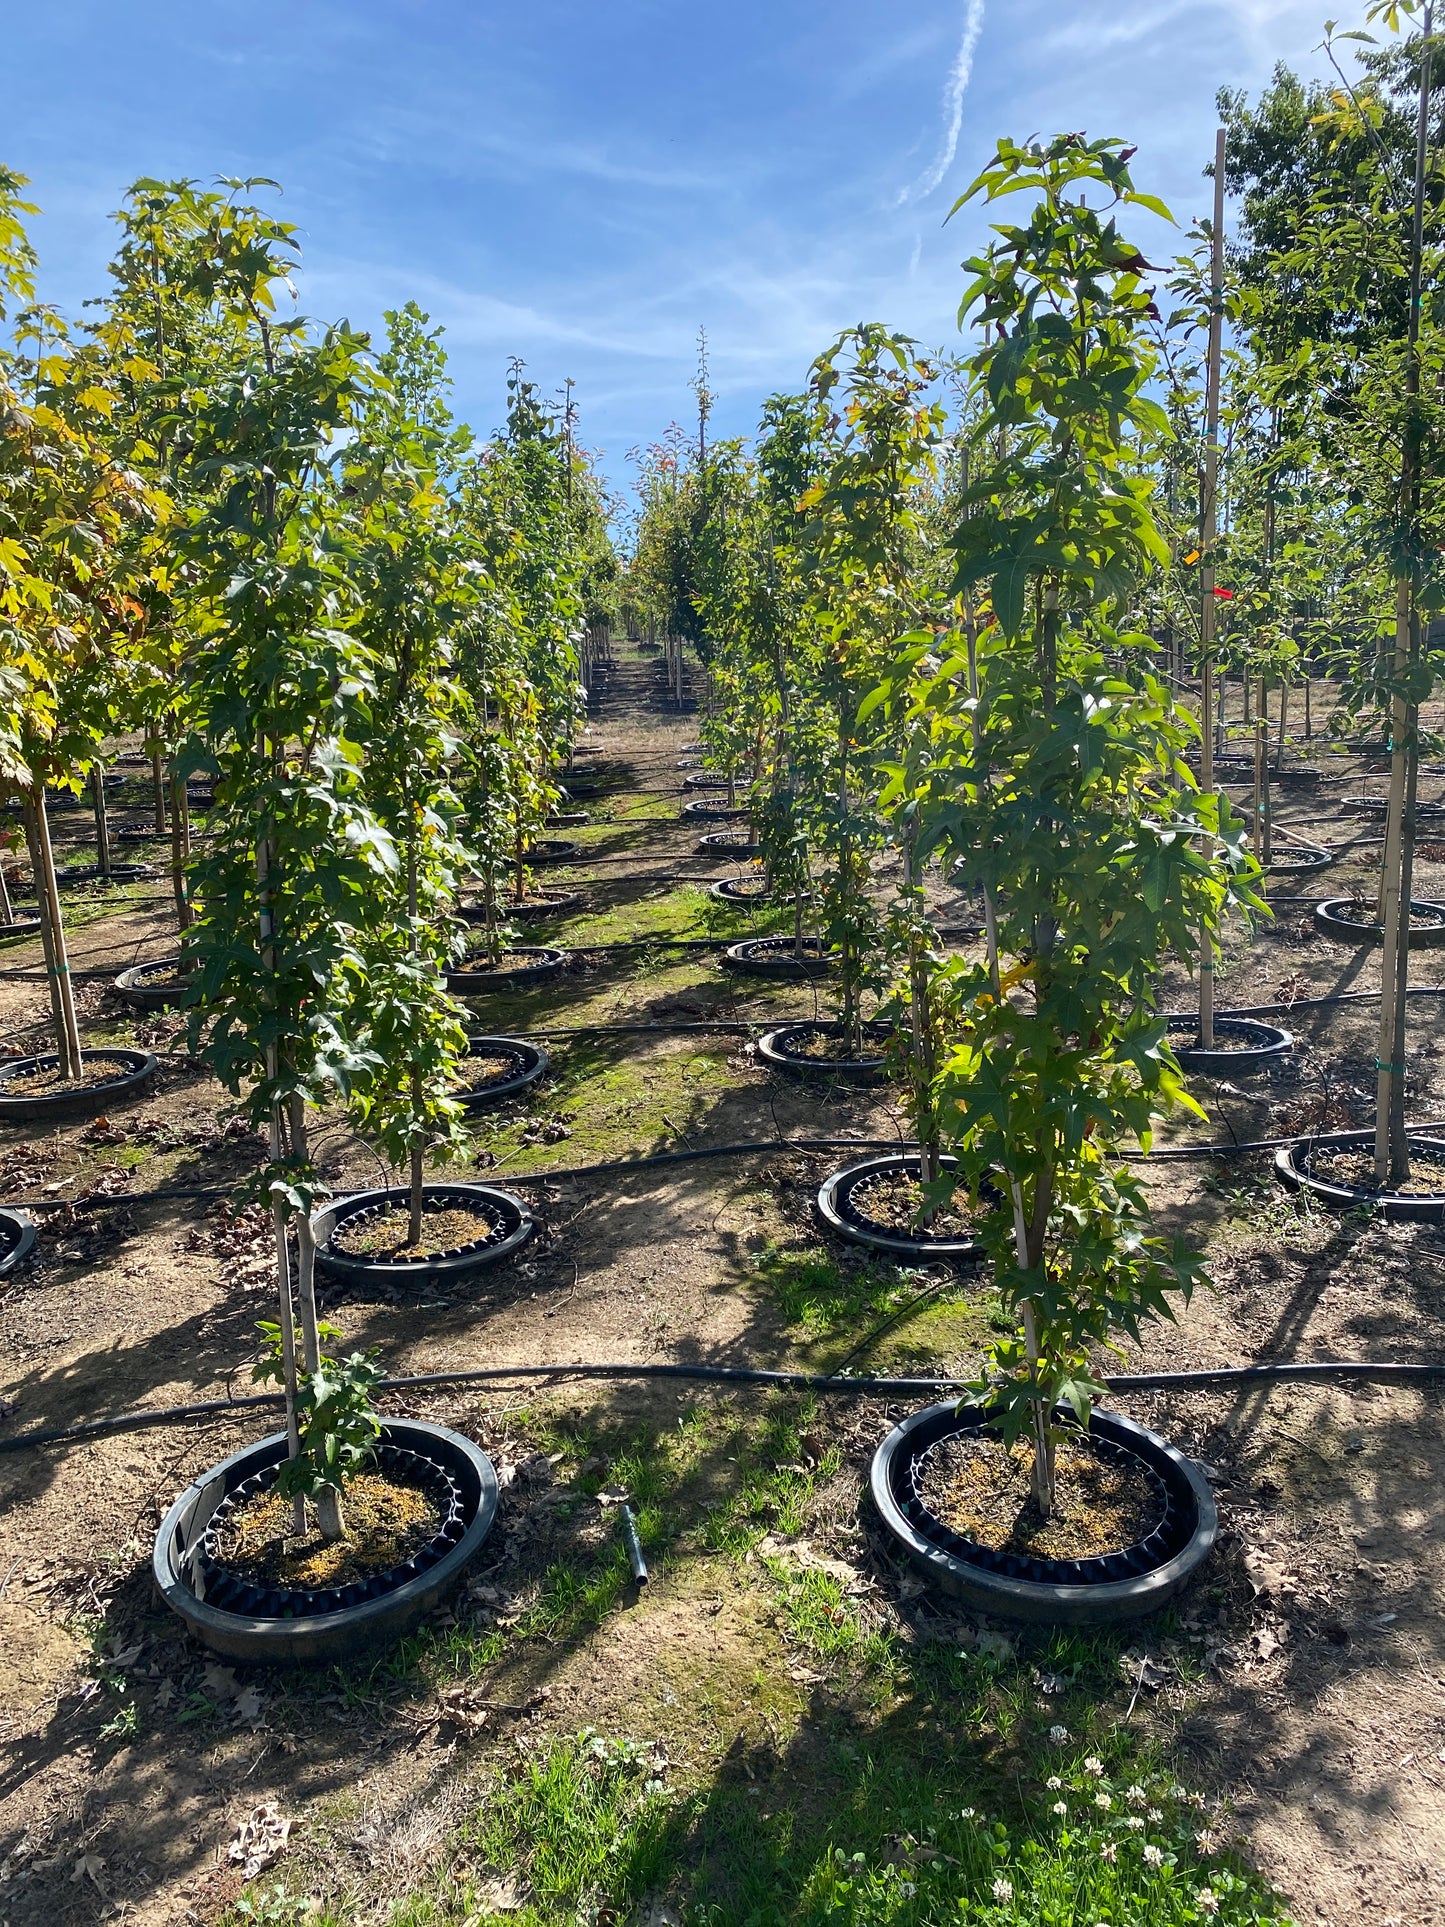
[228,1802,291,1880]
[70,1852,106,1890]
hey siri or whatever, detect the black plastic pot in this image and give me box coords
[682,773,730,791]
[1166,1015,1293,1072]
[758,1020,890,1083]
[114,824,162,844]
[454,1035,549,1110]
[1273,766,1323,790]
[1341,794,1445,817]
[153,1419,499,1663]
[696,832,760,859]
[816,1152,986,1260]
[51,862,156,887]
[0,1047,159,1122]
[722,936,836,978]
[507,892,584,924]
[682,799,749,822]
[1313,897,1445,948]
[1275,1128,1445,1222]
[871,1402,1217,1624]
[709,876,770,907]
[0,1207,36,1276]
[114,957,196,1011]
[1265,844,1333,874]
[446,946,567,993]
[524,839,580,865]
[548,811,589,826]
[312,1182,536,1284]
[0,913,41,940]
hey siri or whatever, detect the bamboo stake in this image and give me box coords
[1197,127,1227,1049]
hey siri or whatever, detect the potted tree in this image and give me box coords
[870,132,1260,1621]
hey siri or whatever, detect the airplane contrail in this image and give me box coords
[898,0,987,205]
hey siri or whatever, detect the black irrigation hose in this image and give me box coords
[1,1137,906,1210]
[2,1356,1441,1457]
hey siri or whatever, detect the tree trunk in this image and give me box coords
[1276,681,1289,770]
[0,853,12,925]
[1197,125,1227,1050]
[169,771,192,936]
[1375,581,1417,1184]
[902,818,938,1200]
[259,828,307,1536]
[91,765,111,881]
[23,788,82,1077]
[408,829,425,1247]
[289,1093,343,1543]
[149,727,168,836]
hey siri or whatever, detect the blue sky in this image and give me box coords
[11,1,1335,501]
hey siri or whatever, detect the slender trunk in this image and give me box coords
[981,882,1055,1515]
[838,711,857,1052]
[23,788,82,1076]
[91,765,111,881]
[794,885,805,962]
[1276,681,1289,770]
[1252,719,1264,867]
[0,852,12,924]
[289,1091,343,1542]
[408,825,425,1247]
[1375,3,1433,1188]
[902,818,938,1204]
[149,727,168,836]
[259,824,307,1536]
[1376,582,1416,1180]
[1304,675,1312,741]
[1197,127,1227,1050]
[169,772,192,936]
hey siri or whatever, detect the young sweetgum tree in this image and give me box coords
[175,225,398,1543]
[900,134,1262,1512]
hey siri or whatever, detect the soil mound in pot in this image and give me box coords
[916,1429,1164,1563]
[211,1468,443,1592]
[330,1199,501,1261]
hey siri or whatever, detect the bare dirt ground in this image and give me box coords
[0,655,1443,1926]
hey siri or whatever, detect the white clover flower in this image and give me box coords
[1094,1792,1112,1811]
[1188,1790,1207,1810]
[1195,1829,1217,1856]
[898,1881,916,1899]
[992,1875,1013,1903]
[1168,1782,1187,1801]
[1126,1815,1146,1832]
[1083,1756,1105,1777]
[1147,1807,1163,1823]
[1100,1842,1118,1864]
[1125,1784,1147,1808]
[1049,1725,1070,1746]
[1052,1801,1068,1816]
[1046,1775,1063,1790]
[1143,1844,1164,1869]
[959,1806,977,1821]
[1197,1891,1220,1917]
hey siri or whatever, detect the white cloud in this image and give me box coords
[897,0,987,204]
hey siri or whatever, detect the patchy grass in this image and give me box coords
[747,1239,997,1374]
